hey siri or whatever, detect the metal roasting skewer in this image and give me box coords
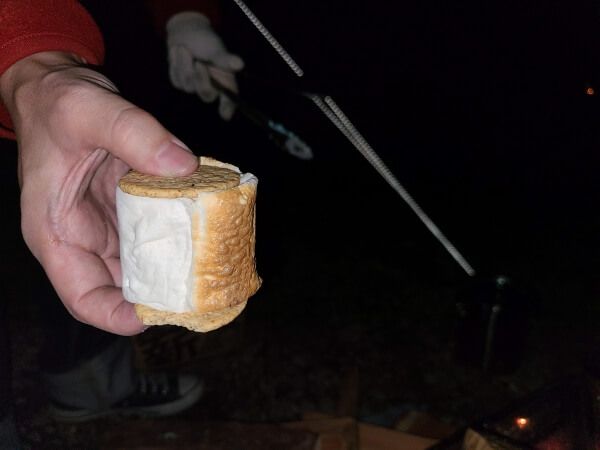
[232,0,477,277]
[231,0,304,77]
[321,96,476,276]
[309,95,476,277]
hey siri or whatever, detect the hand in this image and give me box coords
[0,51,198,336]
[167,12,244,121]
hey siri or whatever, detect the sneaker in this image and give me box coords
[48,372,203,423]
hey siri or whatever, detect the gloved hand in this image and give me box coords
[167,12,244,121]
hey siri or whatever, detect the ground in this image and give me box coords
[2,119,597,447]
[2,2,600,446]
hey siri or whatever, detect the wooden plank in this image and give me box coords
[300,412,438,450]
[394,411,457,439]
[285,417,358,450]
[462,428,520,450]
[359,422,438,450]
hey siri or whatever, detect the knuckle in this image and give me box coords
[46,84,83,116]
[44,85,93,133]
[68,307,83,323]
[109,106,153,149]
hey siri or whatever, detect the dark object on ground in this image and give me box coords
[455,275,538,374]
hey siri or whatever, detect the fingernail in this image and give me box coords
[172,137,193,153]
[156,141,198,176]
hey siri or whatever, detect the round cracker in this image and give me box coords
[134,302,247,333]
[119,157,240,199]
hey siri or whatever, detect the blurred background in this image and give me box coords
[0,0,599,447]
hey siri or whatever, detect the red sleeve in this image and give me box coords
[145,0,221,35]
[0,0,105,140]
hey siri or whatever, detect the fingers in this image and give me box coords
[207,67,239,120]
[168,45,244,120]
[43,246,145,336]
[193,60,218,103]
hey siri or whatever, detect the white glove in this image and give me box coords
[166,12,244,120]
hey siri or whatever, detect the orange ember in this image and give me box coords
[515,417,529,429]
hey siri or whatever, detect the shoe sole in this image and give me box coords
[48,381,204,423]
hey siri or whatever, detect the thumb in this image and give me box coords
[85,93,198,176]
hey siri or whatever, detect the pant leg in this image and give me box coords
[35,265,118,373]
[0,287,11,420]
[43,337,136,411]
[0,281,22,449]
[33,266,136,409]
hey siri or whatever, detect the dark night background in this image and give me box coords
[1,0,599,447]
